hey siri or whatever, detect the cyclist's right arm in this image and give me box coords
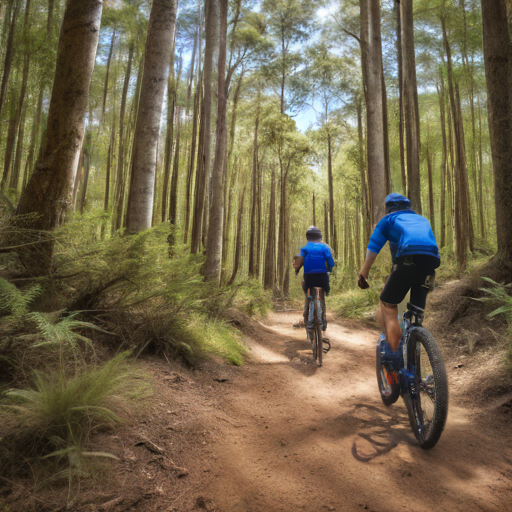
[358,217,389,287]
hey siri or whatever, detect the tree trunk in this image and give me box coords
[481,0,512,265]
[0,2,18,120]
[24,87,44,190]
[401,0,422,213]
[227,185,246,286]
[14,0,103,275]
[441,15,468,270]
[113,42,134,232]
[191,0,216,254]
[327,132,335,244]
[394,0,407,195]
[249,91,260,278]
[437,78,447,248]
[161,53,180,222]
[205,0,228,282]
[101,30,116,121]
[360,0,387,225]
[79,132,92,214]
[264,166,276,290]
[126,0,177,234]
[183,74,202,243]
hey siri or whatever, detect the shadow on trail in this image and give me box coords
[340,403,417,462]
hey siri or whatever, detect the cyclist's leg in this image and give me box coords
[302,278,309,323]
[380,264,412,351]
[409,268,436,310]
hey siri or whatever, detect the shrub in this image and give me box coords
[331,287,380,320]
[475,277,512,368]
[0,352,147,457]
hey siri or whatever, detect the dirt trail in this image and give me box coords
[202,311,512,512]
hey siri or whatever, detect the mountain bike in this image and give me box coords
[376,302,448,449]
[306,287,330,366]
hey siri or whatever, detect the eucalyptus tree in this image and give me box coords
[481,0,512,268]
[400,0,422,213]
[261,0,316,115]
[205,0,228,283]
[14,0,103,274]
[360,0,388,225]
[125,0,178,234]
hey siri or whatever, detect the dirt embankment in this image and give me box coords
[3,283,512,512]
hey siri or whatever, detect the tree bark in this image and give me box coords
[101,29,116,120]
[125,0,177,234]
[14,0,103,275]
[401,0,422,213]
[0,2,18,120]
[437,78,447,248]
[191,0,216,254]
[360,0,387,225]
[227,185,246,286]
[249,91,261,278]
[161,53,180,222]
[264,166,276,290]
[113,42,134,231]
[205,0,228,282]
[481,0,512,264]
[441,15,469,269]
[394,0,407,195]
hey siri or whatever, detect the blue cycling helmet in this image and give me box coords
[385,193,411,214]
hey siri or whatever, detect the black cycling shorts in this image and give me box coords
[302,273,330,295]
[380,256,437,309]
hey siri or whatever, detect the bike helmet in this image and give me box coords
[385,193,411,214]
[306,226,322,241]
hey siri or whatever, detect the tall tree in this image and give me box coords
[481,0,512,267]
[14,0,103,274]
[360,0,387,225]
[400,0,422,213]
[125,0,177,234]
[205,0,228,282]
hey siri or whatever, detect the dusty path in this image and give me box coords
[203,311,512,512]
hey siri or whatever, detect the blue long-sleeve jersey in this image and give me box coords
[300,241,335,273]
[368,210,440,262]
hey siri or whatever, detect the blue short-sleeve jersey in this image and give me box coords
[300,242,335,274]
[367,210,440,262]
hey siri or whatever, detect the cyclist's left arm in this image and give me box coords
[324,245,335,273]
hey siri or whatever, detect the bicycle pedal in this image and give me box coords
[322,338,331,353]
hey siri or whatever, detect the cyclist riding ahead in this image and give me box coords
[357,193,440,376]
[293,226,335,333]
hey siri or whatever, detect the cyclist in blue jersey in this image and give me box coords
[294,226,335,331]
[357,193,440,371]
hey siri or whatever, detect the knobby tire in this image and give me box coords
[403,327,448,449]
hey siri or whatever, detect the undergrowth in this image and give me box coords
[475,277,512,370]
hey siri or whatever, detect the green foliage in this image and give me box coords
[232,280,272,317]
[28,311,103,351]
[0,352,147,505]
[476,278,512,368]
[0,278,42,318]
[331,287,380,320]
[1,352,147,454]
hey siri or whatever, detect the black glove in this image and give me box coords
[357,274,370,290]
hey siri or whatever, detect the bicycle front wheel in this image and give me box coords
[403,327,448,449]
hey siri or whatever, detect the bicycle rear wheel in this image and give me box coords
[376,345,400,406]
[315,323,323,366]
[314,294,324,366]
[403,327,448,449]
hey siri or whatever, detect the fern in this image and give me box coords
[477,277,512,322]
[0,278,42,317]
[29,311,104,350]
